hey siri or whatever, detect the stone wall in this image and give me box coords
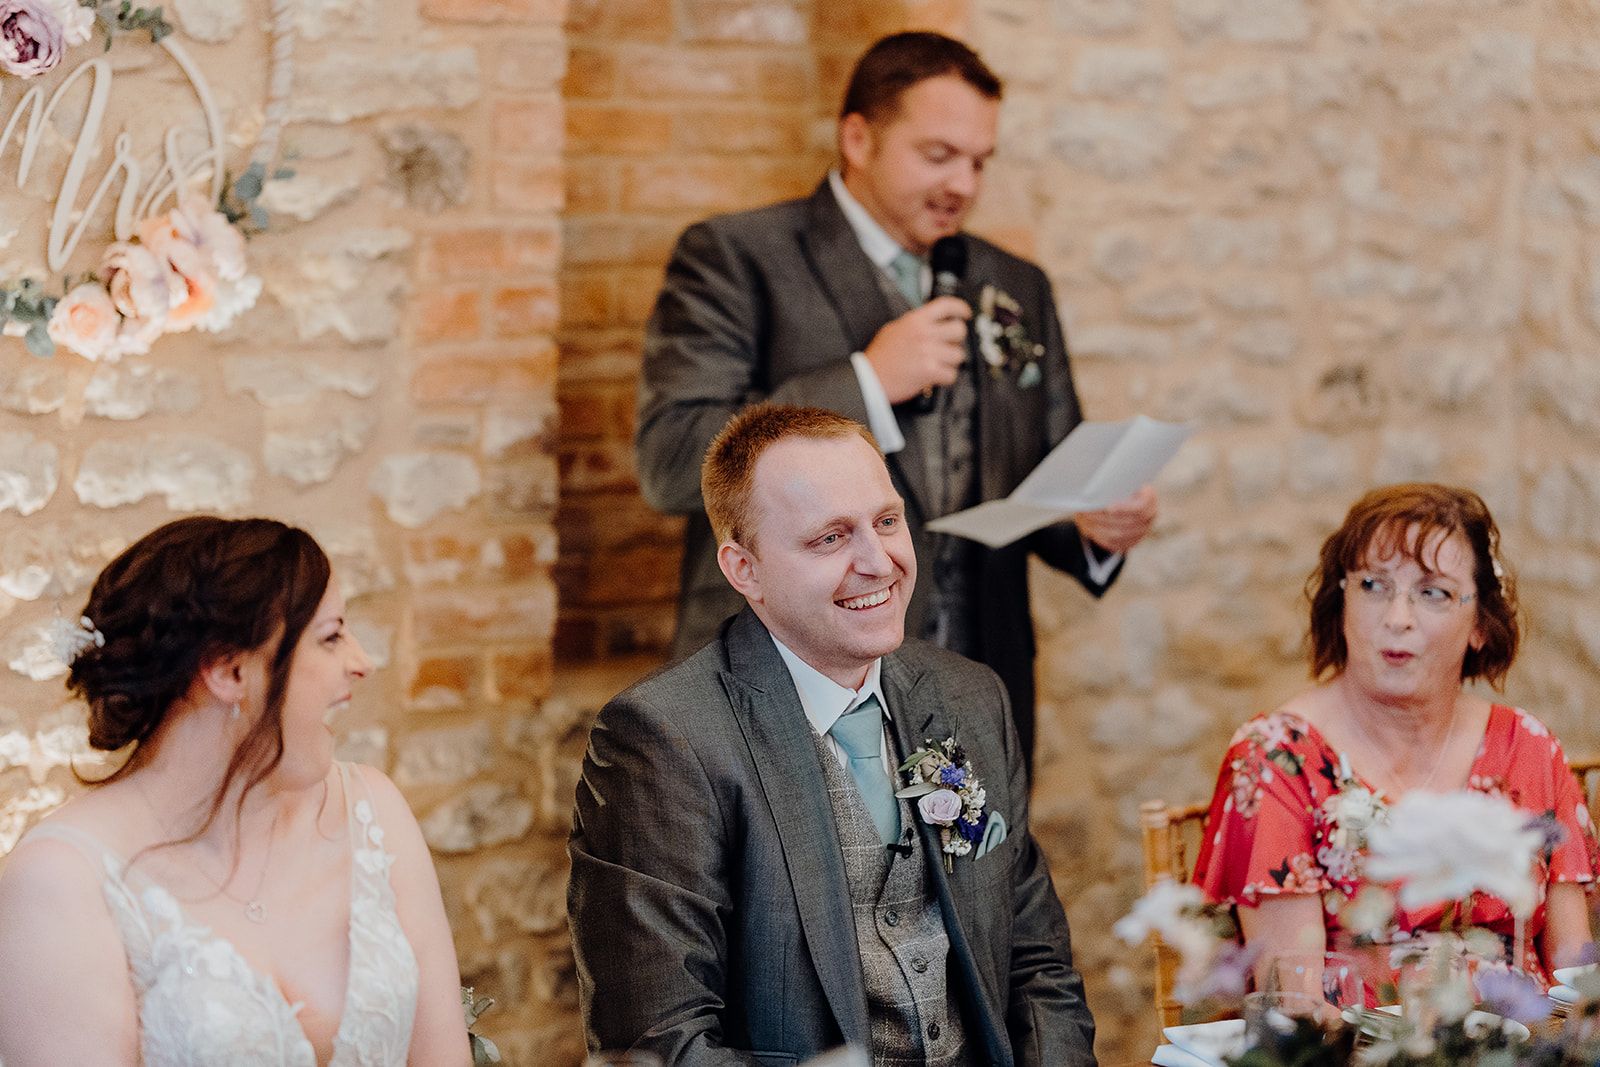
[6,0,1600,1063]
[0,0,571,1060]
[959,0,1600,1060]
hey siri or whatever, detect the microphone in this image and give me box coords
[886,830,915,857]
[912,235,969,415]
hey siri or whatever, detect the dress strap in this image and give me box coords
[336,762,384,850]
[20,822,156,955]
[20,822,124,873]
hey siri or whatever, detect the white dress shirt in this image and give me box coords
[770,633,894,777]
[829,169,911,455]
[826,170,1122,586]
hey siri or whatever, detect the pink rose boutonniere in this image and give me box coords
[896,737,990,872]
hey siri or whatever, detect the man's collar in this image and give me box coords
[827,169,908,270]
[769,632,886,738]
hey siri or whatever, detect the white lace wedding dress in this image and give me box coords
[24,762,419,1066]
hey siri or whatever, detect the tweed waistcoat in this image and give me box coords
[810,731,966,1066]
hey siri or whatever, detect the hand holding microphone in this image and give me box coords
[862,236,971,408]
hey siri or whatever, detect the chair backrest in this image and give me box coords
[1569,755,1600,815]
[1140,798,1211,1031]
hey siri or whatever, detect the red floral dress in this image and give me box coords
[1193,705,1599,987]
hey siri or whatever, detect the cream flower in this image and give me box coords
[192,272,261,334]
[44,0,90,46]
[146,195,248,281]
[1366,790,1542,918]
[102,242,172,324]
[46,282,119,361]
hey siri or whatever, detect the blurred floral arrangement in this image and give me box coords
[0,1,276,358]
[1119,787,1600,1065]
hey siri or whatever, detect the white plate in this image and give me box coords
[1341,1005,1530,1041]
[1550,984,1580,1005]
[1160,1018,1246,1065]
[1553,964,1598,987]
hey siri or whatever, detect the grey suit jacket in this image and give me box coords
[567,608,1098,1066]
[635,180,1119,752]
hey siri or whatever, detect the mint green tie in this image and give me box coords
[828,695,901,845]
[889,251,923,307]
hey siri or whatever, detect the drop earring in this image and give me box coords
[230,701,241,721]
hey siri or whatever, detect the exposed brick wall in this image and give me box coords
[554,0,969,663]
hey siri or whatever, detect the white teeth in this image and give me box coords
[839,589,890,610]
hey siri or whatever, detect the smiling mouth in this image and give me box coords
[322,698,351,726]
[837,589,891,611]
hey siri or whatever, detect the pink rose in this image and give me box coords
[0,0,66,78]
[918,788,962,826]
[47,283,119,361]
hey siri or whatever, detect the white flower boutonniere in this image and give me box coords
[974,284,1045,389]
[895,736,989,872]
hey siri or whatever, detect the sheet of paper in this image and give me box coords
[925,415,1191,548]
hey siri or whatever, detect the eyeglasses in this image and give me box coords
[1340,573,1477,614]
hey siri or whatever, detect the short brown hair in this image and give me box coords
[701,404,878,549]
[1306,483,1519,687]
[840,31,1002,125]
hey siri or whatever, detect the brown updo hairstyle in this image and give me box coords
[1305,483,1519,687]
[67,516,330,840]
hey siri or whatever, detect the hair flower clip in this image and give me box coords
[47,613,106,668]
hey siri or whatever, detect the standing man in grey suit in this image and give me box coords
[636,32,1157,771]
[570,405,1097,1066]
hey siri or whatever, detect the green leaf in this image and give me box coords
[233,163,264,201]
[25,322,54,358]
[894,782,938,799]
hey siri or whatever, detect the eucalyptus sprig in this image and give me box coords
[460,986,501,1065]
[0,279,60,358]
[219,162,294,234]
[84,0,174,49]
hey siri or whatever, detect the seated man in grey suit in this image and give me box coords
[636,31,1157,772]
[569,404,1097,1066]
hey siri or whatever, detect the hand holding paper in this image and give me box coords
[925,416,1191,549]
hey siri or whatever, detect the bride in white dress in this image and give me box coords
[0,517,471,1066]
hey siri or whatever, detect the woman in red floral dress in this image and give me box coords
[1193,484,1598,994]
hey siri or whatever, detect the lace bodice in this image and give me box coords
[25,763,418,1066]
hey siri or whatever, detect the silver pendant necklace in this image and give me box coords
[134,777,279,924]
[1347,695,1463,794]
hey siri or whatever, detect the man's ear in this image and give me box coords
[197,651,249,706]
[717,540,762,604]
[838,112,874,176]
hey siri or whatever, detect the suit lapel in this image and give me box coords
[720,609,871,1047]
[881,651,1014,1066]
[796,181,935,520]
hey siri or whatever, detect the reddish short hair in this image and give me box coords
[1306,483,1519,687]
[701,404,878,549]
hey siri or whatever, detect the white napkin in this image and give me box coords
[1151,1042,1222,1067]
[1159,1018,1246,1066]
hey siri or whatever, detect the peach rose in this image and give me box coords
[102,242,173,324]
[46,283,119,361]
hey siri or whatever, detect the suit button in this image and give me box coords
[911,957,928,974]
[884,910,899,927]
[928,1022,941,1040]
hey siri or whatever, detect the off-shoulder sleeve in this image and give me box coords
[1194,719,1333,908]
